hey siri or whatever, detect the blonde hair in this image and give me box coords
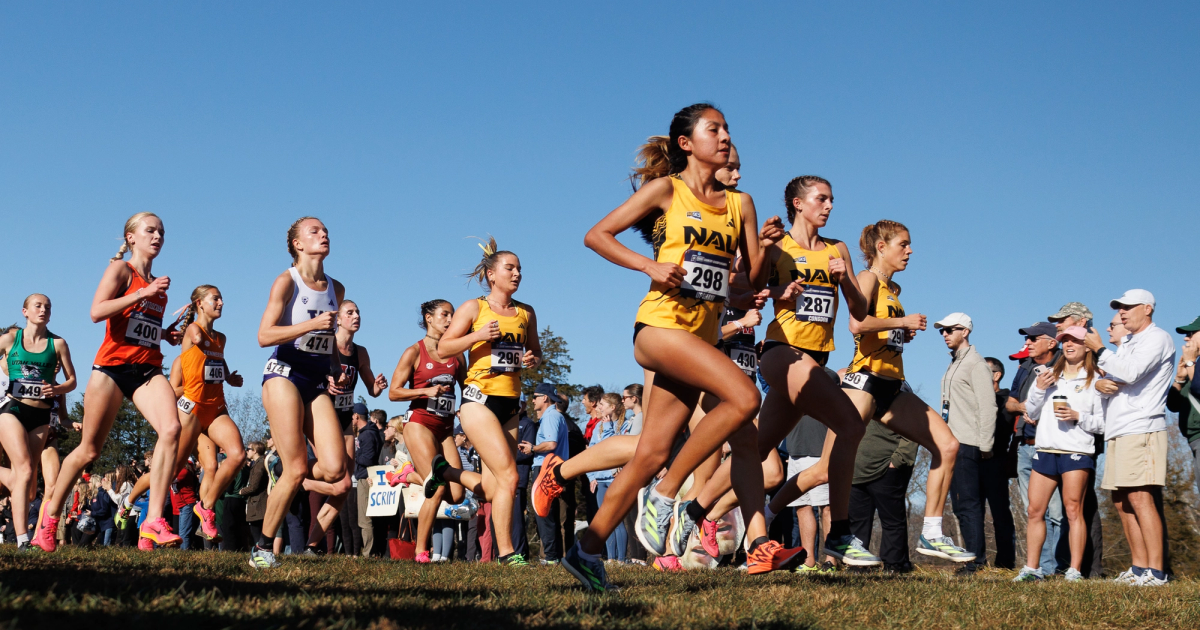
[601,392,626,432]
[286,216,322,262]
[179,285,218,328]
[112,212,163,262]
[465,236,517,289]
[858,220,909,267]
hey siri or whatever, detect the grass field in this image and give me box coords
[2,547,1198,629]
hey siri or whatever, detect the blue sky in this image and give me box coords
[2,3,1197,418]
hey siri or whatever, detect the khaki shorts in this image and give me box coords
[1101,431,1167,490]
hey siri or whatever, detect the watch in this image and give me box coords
[1187,360,1196,368]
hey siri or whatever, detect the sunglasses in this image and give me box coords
[940,327,964,335]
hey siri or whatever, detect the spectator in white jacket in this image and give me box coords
[1084,289,1176,586]
[1012,326,1104,583]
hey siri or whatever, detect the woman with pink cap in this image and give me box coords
[1012,325,1105,583]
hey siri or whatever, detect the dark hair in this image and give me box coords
[629,103,723,244]
[418,299,453,330]
[248,441,266,456]
[783,176,832,224]
[985,357,1005,379]
[582,385,604,405]
[465,236,518,289]
[623,383,643,407]
[369,409,386,425]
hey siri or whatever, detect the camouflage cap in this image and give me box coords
[1048,301,1093,322]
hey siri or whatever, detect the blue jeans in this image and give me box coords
[177,502,197,550]
[1016,444,1062,574]
[101,525,115,546]
[596,481,626,562]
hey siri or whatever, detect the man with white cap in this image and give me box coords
[1085,289,1176,586]
[935,312,998,573]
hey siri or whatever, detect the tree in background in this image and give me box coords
[59,398,156,473]
[226,392,269,442]
[520,327,579,403]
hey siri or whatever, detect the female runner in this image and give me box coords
[426,237,541,566]
[301,299,388,553]
[32,212,183,551]
[0,294,77,549]
[115,285,247,545]
[388,299,467,563]
[251,217,348,568]
[563,103,787,591]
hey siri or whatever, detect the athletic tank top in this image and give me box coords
[764,236,841,352]
[180,328,226,408]
[465,297,530,398]
[331,343,362,416]
[7,329,57,400]
[848,277,905,379]
[410,339,460,418]
[719,305,757,378]
[269,267,339,377]
[94,262,168,367]
[634,176,744,345]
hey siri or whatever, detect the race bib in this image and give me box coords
[429,394,456,417]
[725,343,757,377]
[264,359,292,378]
[462,384,487,405]
[680,250,731,302]
[124,311,162,348]
[795,285,836,323]
[0,394,12,409]
[334,393,354,410]
[490,341,524,373]
[298,332,334,355]
[177,396,196,414]
[842,371,868,391]
[11,379,46,400]
[886,329,905,353]
[203,360,225,384]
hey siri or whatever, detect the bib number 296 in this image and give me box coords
[462,384,487,405]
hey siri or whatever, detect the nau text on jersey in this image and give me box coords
[789,268,830,284]
[682,226,736,254]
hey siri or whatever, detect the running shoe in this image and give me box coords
[540,559,559,566]
[1113,568,1139,585]
[424,454,449,499]
[16,541,30,552]
[140,517,182,547]
[562,543,614,592]
[824,534,881,567]
[747,540,806,575]
[303,547,320,556]
[415,551,431,564]
[634,479,674,556]
[653,555,683,572]
[193,502,220,541]
[1012,566,1045,582]
[1064,568,1084,582]
[668,500,698,558]
[794,562,822,574]
[502,553,530,567]
[1137,570,1168,587]
[531,453,565,518]
[138,537,154,551]
[819,561,837,574]
[31,502,58,553]
[385,462,416,487]
[114,502,132,530]
[249,545,280,569]
[916,535,975,563]
[699,518,720,557]
[431,553,443,562]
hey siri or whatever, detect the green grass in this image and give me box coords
[1,547,1198,629]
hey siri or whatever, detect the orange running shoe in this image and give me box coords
[747,540,806,575]
[531,453,565,518]
[193,502,221,541]
[653,556,683,572]
[140,517,182,547]
[31,501,58,552]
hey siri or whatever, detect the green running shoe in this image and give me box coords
[248,545,280,569]
[823,534,881,567]
[668,500,697,558]
[917,535,976,563]
[634,479,674,556]
[794,562,822,574]
[424,454,450,499]
[502,553,530,567]
[1012,566,1045,582]
[562,543,615,592]
[114,502,132,530]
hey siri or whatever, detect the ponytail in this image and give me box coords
[464,236,517,289]
[418,299,453,330]
[286,216,322,262]
[112,212,162,262]
[858,220,909,267]
[180,285,218,328]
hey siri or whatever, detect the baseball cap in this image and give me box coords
[1176,316,1200,335]
[1056,326,1088,342]
[352,402,370,416]
[933,312,973,331]
[534,383,565,404]
[1018,322,1058,339]
[1008,346,1030,360]
[1048,302,1093,322]
[1110,289,1155,310]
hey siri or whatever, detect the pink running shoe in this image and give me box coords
[31,502,59,553]
[138,537,155,551]
[193,502,221,541]
[653,556,684,572]
[140,517,182,547]
[414,551,431,564]
[386,463,417,487]
[700,519,720,558]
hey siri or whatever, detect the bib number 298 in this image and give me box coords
[680,250,730,302]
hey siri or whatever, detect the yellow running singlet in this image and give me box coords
[465,297,530,398]
[848,277,905,379]
[763,235,841,352]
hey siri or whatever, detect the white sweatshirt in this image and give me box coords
[1026,370,1105,454]
[1097,323,1175,439]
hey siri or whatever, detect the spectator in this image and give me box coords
[530,383,570,564]
[240,442,269,546]
[371,408,387,433]
[1007,321,1063,575]
[91,475,117,546]
[579,385,605,522]
[934,312,997,574]
[1086,289,1176,586]
[338,404,371,557]
[1012,327,1105,582]
[354,404,383,557]
[785,367,837,572]
[1048,301,1094,335]
[587,392,628,563]
[982,357,1016,569]
[1168,315,1200,494]
[219,449,251,551]
[848,414,919,573]
[455,428,483,561]
[171,458,201,550]
[513,398,537,559]
[621,384,647,565]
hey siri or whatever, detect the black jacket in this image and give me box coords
[515,413,537,489]
[355,423,383,480]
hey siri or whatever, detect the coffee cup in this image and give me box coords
[1052,394,1070,412]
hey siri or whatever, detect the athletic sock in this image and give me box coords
[577,545,600,563]
[685,500,708,522]
[1131,565,1145,575]
[748,536,770,555]
[1149,568,1166,580]
[552,464,568,486]
[258,534,275,550]
[922,517,943,539]
[828,519,851,539]
[16,533,29,545]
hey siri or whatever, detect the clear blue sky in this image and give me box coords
[2,3,1197,418]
